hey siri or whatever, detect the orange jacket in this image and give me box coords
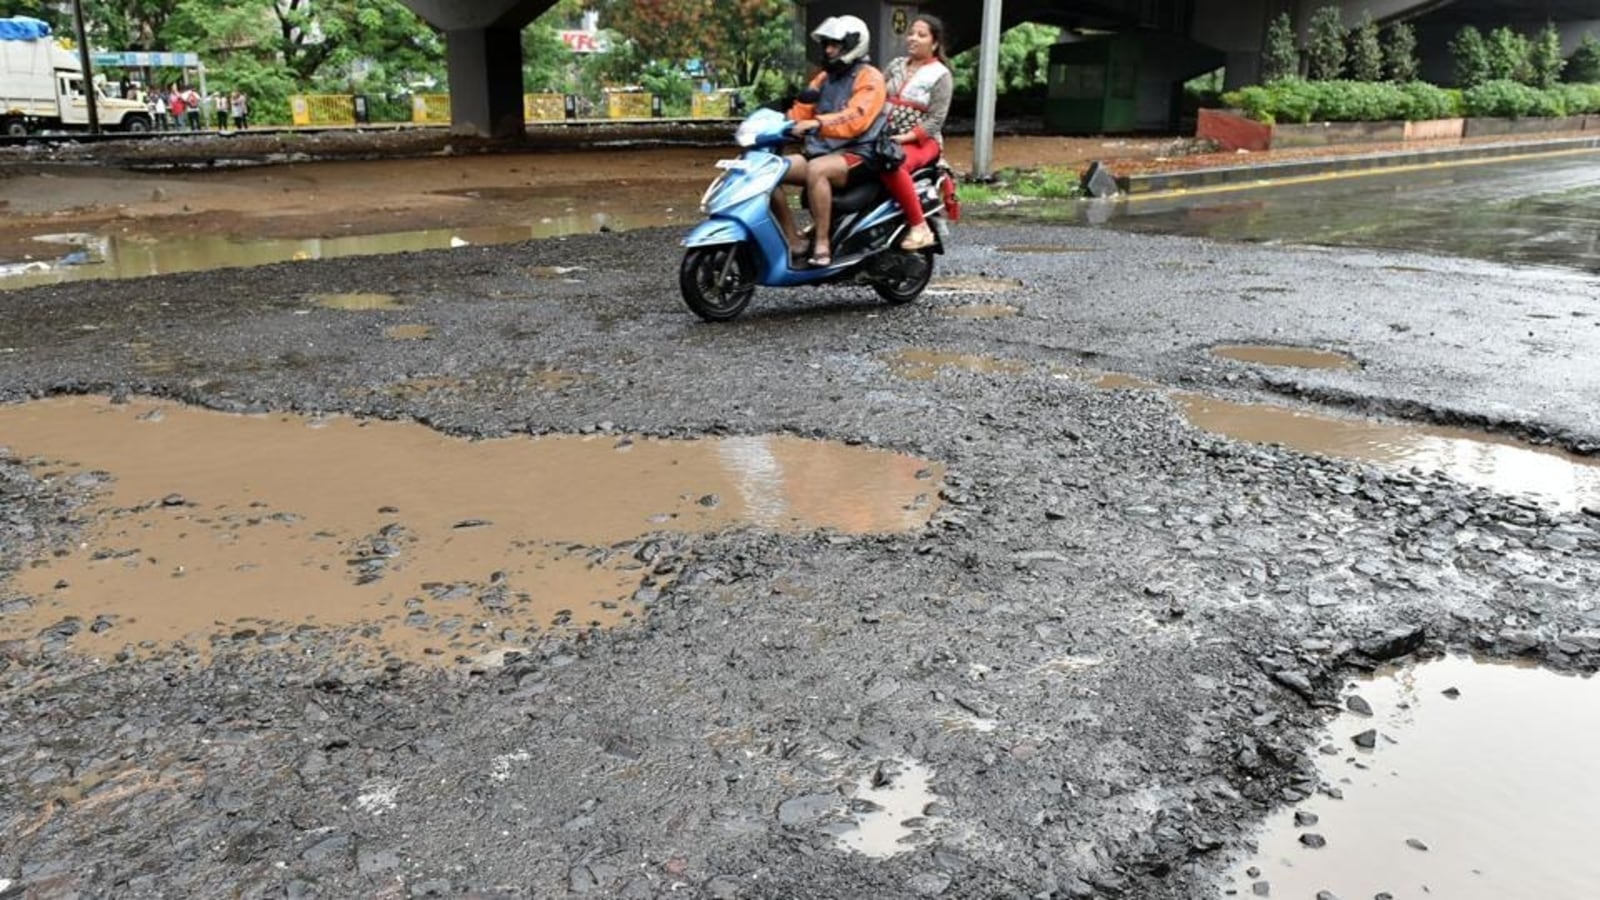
[788,64,886,142]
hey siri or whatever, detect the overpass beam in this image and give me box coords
[444,26,525,138]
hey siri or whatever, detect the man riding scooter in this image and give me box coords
[770,14,886,268]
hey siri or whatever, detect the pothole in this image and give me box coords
[1211,344,1360,371]
[383,324,436,341]
[0,396,942,665]
[936,304,1020,319]
[1233,656,1600,900]
[1177,393,1600,512]
[924,275,1023,296]
[835,757,945,858]
[313,292,403,311]
[886,349,1029,380]
[0,215,672,290]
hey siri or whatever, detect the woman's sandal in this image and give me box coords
[807,249,832,267]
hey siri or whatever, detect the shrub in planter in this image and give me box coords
[1557,83,1600,115]
[1463,79,1550,118]
[1398,82,1461,120]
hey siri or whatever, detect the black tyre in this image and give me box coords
[873,248,935,305]
[2,118,29,137]
[123,116,151,134]
[680,243,756,322]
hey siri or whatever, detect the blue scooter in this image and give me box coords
[679,107,952,322]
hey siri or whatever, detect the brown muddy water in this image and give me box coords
[0,212,677,290]
[1231,656,1600,899]
[0,396,941,664]
[1211,344,1360,371]
[1178,394,1600,513]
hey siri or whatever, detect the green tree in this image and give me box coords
[1305,6,1347,81]
[598,0,799,88]
[1528,22,1566,89]
[1384,22,1419,83]
[951,23,1060,96]
[1348,13,1383,82]
[1450,26,1491,88]
[1569,34,1600,83]
[1485,26,1532,84]
[1261,12,1299,83]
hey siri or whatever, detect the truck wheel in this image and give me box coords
[123,116,151,134]
[2,119,29,137]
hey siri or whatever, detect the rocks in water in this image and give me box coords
[1351,729,1378,749]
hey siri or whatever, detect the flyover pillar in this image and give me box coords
[444,26,525,137]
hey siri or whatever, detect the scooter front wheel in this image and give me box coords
[680,243,756,322]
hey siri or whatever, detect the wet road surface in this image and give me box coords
[1094,149,1600,274]
[2,143,1599,899]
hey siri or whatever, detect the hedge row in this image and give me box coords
[1222,78,1600,124]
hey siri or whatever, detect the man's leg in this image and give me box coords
[771,154,809,255]
[805,155,851,262]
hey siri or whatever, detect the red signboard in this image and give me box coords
[560,31,607,54]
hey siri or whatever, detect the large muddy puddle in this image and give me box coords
[0,396,941,664]
[1178,394,1600,513]
[1232,656,1600,899]
[0,212,675,289]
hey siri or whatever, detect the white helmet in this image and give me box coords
[810,15,870,70]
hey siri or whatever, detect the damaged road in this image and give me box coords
[1,179,1599,898]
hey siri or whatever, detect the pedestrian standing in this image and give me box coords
[152,90,168,130]
[230,90,249,130]
[183,86,201,130]
[168,87,187,130]
[211,91,228,130]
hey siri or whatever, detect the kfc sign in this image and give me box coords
[560,30,610,53]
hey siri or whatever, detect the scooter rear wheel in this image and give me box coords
[873,248,935,305]
[680,243,756,322]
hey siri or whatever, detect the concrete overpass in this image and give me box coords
[398,0,1600,136]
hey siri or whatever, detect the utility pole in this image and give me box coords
[973,0,1002,180]
[71,0,100,133]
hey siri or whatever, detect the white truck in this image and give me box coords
[1,17,151,135]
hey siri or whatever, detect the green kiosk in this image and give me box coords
[1043,36,1140,135]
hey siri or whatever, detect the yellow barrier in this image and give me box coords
[691,92,735,119]
[524,93,567,122]
[289,94,355,127]
[411,94,451,125]
[605,91,654,120]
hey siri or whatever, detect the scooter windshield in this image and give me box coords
[735,108,789,149]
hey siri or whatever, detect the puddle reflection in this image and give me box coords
[1236,656,1600,900]
[0,396,942,664]
[837,757,943,858]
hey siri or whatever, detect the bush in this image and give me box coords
[1398,82,1461,120]
[1557,83,1600,114]
[1463,79,1547,117]
[1451,26,1491,88]
[1262,12,1299,82]
[1306,6,1348,81]
[1384,23,1420,83]
[1348,14,1384,83]
[1569,34,1600,83]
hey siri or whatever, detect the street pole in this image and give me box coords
[70,0,100,133]
[973,0,1002,180]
